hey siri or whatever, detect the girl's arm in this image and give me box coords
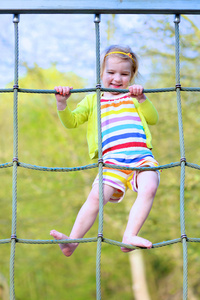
[129,85,158,125]
[128,85,146,103]
[55,86,91,129]
[54,86,73,110]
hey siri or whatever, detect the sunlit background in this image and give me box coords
[0,12,200,300]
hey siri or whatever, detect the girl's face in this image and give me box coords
[101,56,132,97]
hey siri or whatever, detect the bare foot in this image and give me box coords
[121,235,152,252]
[50,230,78,257]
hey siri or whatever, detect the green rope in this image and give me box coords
[0,12,199,300]
[0,239,11,244]
[0,161,193,172]
[18,162,98,172]
[0,162,13,168]
[94,14,104,300]
[186,162,200,170]
[17,237,98,244]
[1,86,200,94]
[174,14,188,300]
[1,236,200,247]
[9,14,20,300]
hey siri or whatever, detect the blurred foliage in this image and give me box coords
[0,64,133,300]
[0,14,200,300]
[139,15,200,300]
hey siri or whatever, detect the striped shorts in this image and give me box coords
[93,163,160,203]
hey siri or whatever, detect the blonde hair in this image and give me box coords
[100,45,139,83]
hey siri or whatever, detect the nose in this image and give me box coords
[113,73,121,83]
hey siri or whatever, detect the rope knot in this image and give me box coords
[97,233,103,240]
[96,84,101,89]
[180,157,186,163]
[98,158,103,164]
[13,157,18,163]
[181,234,188,240]
[175,84,181,90]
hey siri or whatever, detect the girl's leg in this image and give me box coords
[50,183,115,257]
[121,171,159,252]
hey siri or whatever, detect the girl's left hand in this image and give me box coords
[128,85,146,103]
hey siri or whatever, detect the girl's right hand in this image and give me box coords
[54,86,73,110]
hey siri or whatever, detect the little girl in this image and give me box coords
[50,45,160,256]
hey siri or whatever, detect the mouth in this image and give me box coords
[110,83,122,89]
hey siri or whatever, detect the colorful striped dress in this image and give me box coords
[93,93,159,203]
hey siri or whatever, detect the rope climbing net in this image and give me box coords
[0,8,200,300]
